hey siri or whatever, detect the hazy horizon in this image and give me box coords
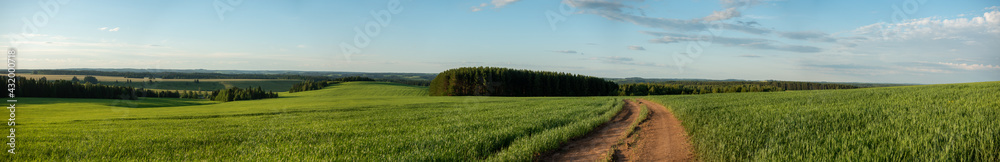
[3,0,999,84]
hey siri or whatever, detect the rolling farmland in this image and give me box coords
[5,79,998,161]
[645,81,1000,161]
[9,82,622,161]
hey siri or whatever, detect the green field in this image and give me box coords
[645,81,1000,161]
[6,81,999,161]
[8,82,621,161]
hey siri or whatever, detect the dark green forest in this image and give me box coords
[210,87,278,102]
[34,70,330,81]
[13,77,185,100]
[288,81,335,93]
[618,83,784,96]
[429,67,619,96]
[289,76,379,93]
[615,80,859,95]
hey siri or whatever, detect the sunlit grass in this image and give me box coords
[645,81,1000,161]
[5,82,620,161]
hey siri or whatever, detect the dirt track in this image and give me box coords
[630,99,694,161]
[538,99,694,162]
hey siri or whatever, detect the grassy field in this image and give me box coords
[6,82,622,161]
[645,81,1000,161]
[7,79,997,161]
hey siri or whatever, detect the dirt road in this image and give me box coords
[538,99,694,162]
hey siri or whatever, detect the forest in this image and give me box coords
[612,78,861,90]
[209,87,278,102]
[289,76,379,93]
[32,70,331,80]
[429,67,619,96]
[13,77,186,100]
[617,83,785,96]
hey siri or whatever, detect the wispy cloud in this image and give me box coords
[491,0,521,8]
[779,31,836,42]
[591,56,671,67]
[470,3,487,12]
[737,54,761,58]
[627,45,645,51]
[644,31,823,53]
[852,10,1000,41]
[703,7,741,21]
[551,50,580,54]
[471,0,521,11]
[99,27,120,32]
[936,62,1000,70]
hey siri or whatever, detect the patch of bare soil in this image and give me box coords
[630,99,695,162]
[537,99,641,161]
[537,99,694,162]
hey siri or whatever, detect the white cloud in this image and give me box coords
[853,11,1000,41]
[491,0,521,8]
[627,45,645,51]
[703,7,741,21]
[987,6,999,11]
[551,50,579,54]
[108,27,120,32]
[644,31,823,53]
[472,0,520,11]
[779,31,836,42]
[936,62,1000,70]
[592,56,671,67]
[98,27,108,31]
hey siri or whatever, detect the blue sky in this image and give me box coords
[2,0,998,84]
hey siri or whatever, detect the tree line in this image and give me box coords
[13,77,194,100]
[288,81,335,93]
[618,83,786,96]
[429,67,619,96]
[210,87,278,102]
[34,70,330,81]
[35,70,434,87]
[288,76,378,93]
[613,79,859,91]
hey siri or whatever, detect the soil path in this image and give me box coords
[630,99,695,162]
[538,99,641,161]
[538,99,694,162]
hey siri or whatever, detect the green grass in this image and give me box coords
[645,81,1000,161]
[5,81,620,161]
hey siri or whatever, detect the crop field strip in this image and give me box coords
[645,81,1000,161]
[6,80,998,161]
[10,82,623,161]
